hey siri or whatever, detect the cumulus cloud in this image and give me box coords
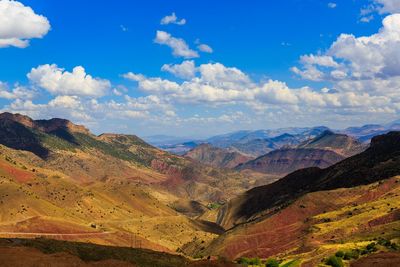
[0,82,36,100]
[293,14,400,81]
[160,12,186,25]
[0,0,50,48]
[154,31,199,58]
[161,60,197,79]
[28,64,111,97]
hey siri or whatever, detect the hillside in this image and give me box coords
[205,176,400,264]
[0,112,280,256]
[235,148,344,175]
[298,130,367,157]
[185,144,253,169]
[201,132,400,263]
[0,112,273,203]
[219,131,400,228]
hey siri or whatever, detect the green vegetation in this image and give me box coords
[207,202,222,210]
[73,133,155,166]
[343,250,359,260]
[264,258,280,267]
[279,259,300,267]
[325,255,343,267]
[377,237,399,250]
[237,257,261,265]
[236,257,282,267]
[38,131,77,152]
[334,250,344,258]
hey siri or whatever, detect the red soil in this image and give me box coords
[0,160,34,183]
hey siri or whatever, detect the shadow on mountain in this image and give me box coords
[0,119,50,159]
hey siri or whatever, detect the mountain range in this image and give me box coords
[152,120,400,158]
[0,112,399,266]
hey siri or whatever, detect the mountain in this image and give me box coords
[202,131,400,263]
[219,131,400,228]
[235,148,344,175]
[207,127,330,157]
[184,144,254,169]
[153,126,330,157]
[234,131,367,175]
[297,130,368,157]
[206,126,330,148]
[342,119,400,142]
[0,112,281,256]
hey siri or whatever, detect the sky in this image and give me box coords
[0,0,400,138]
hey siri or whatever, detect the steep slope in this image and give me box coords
[298,130,368,157]
[202,133,400,263]
[185,144,253,169]
[218,131,400,229]
[205,176,400,264]
[235,148,344,175]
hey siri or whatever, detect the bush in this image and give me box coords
[343,250,359,260]
[366,242,377,252]
[335,250,345,258]
[265,258,279,267]
[237,257,261,265]
[325,256,344,267]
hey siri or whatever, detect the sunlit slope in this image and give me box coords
[204,176,400,263]
[0,153,219,252]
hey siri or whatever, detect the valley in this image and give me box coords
[0,112,399,266]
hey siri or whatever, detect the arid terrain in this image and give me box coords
[0,113,399,266]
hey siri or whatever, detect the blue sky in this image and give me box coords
[0,0,399,138]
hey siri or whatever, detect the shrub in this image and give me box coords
[335,250,345,258]
[366,242,377,252]
[265,258,279,267]
[325,255,344,267]
[343,250,359,260]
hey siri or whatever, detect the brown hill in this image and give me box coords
[298,130,367,157]
[185,144,253,169]
[235,148,344,175]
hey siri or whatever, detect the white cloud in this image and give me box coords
[328,2,337,9]
[360,15,375,23]
[197,43,213,53]
[293,14,400,81]
[154,31,199,58]
[300,55,339,68]
[0,0,50,48]
[28,64,111,97]
[160,12,186,25]
[374,0,400,14]
[161,60,197,79]
[0,82,35,100]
